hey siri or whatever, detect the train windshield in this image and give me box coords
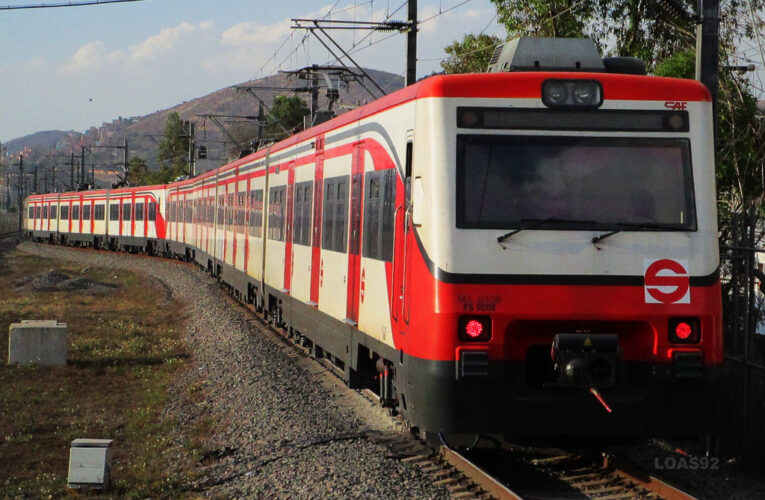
[456,135,696,230]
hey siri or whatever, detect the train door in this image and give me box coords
[346,142,364,324]
[392,135,413,332]
[134,194,145,240]
[309,139,325,305]
[283,162,296,292]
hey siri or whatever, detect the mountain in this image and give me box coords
[1,68,404,190]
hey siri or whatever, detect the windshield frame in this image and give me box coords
[455,134,697,231]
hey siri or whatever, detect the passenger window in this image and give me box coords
[363,169,397,261]
[322,176,349,252]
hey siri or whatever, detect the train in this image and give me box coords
[24,38,722,440]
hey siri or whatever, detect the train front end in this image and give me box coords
[401,48,722,438]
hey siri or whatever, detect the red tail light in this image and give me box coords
[459,315,491,342]
[668,317,700,344]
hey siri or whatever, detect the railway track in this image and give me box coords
[456,445,698,500]
[0,230,20,239]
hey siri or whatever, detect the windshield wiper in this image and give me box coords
[592,222,688,245]
[497,217,596,248]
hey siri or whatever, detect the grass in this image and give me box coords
[0,246,202,498]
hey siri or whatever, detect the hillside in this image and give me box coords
[1,68,404,190]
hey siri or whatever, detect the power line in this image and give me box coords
[0,0,146,10]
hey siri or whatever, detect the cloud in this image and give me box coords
[221,18,292,47]
[59,41,108,73]
[130,22,196,61]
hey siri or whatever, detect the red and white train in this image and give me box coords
[25,39,722,439]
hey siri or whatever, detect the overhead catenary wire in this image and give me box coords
[0,0,145,9]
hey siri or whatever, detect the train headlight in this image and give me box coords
[542,79,603,108]
[668,317,700,344]
[458,315,492,342]
[544,81,568,106]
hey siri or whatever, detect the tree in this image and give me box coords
[126,157,150,185]
[490,0,596,39]
[441,33,502,74]
[157,112,190,177]
[266,96,310,141]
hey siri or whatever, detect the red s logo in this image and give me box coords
[644,259,690,304]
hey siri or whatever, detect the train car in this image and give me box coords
[26,184,165,251]
[23,38,722,439]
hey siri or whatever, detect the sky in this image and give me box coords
[0,0,506,142]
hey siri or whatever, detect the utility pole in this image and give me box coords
[256,103,264,148]
[17,154,23,232]
[696,0,720,139]
[80,145,86,188]
[69,152,75,190]
[406,0,418,86]
[187,121,195,176]
[123,138,129,184]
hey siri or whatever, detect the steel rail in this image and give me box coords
[440,446,524,500]
[605,453,699,500]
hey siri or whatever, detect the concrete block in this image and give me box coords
[68,439,113,490]
[8,320,67,366]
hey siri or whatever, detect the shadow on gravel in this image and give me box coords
[14,269,118,294]
[68,354,189,368]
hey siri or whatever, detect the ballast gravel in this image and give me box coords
[18,242,448,499]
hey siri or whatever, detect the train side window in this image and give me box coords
[72,205,80,221]
[135,202,144,221]
[28,207,34,219]
[237,192,246,227]
[363,170,396,261]
[322,181,335,250]
[322,176,349,252]
[61,206,69,220]
[122,203,131,221]
[268,186,286,241]
[335,181,348,252]
[83,205,91,221]
[148,202,156,222]
[109,204,119,221]
[405,139,413,209]
[95,204,105,221]
[293,181,313,246]
[43,206,48,219]
[225,194,232,226]
[249,189,263,237]
[50,206,56,219]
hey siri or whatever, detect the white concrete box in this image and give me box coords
[68,439,113,489]
[7,320,67,366]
